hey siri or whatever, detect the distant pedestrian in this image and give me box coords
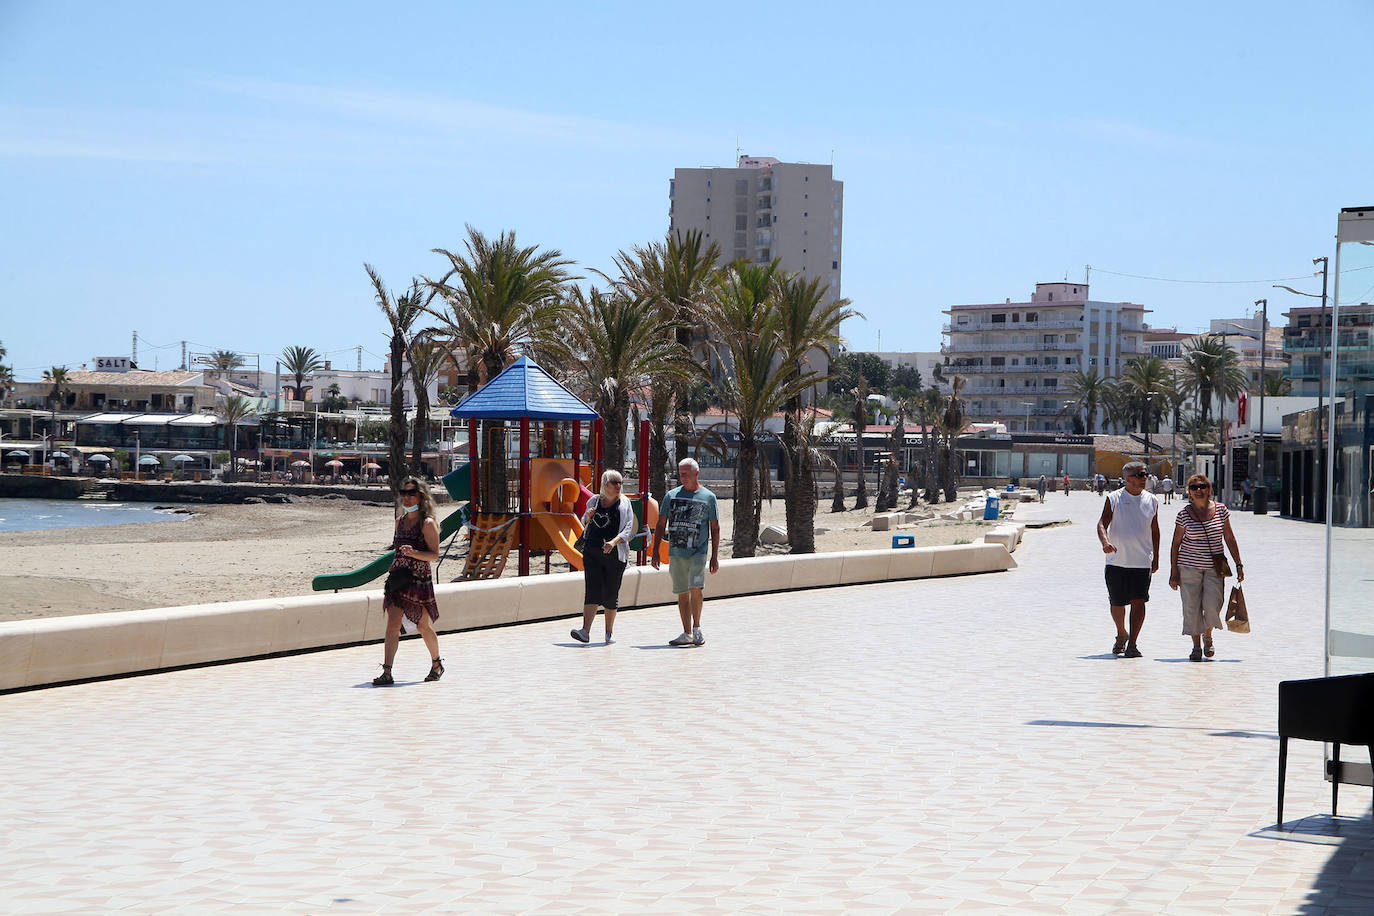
[1063,472,1071,495]
[1036,474,1047,503]
[570,470,635,646]
[1240,477,1252,508]
[1162,476,1175,503]
[651,458,720,647]
[372,477,443,686]
[1097,461,1160,658]
[1169,475,1244,661]
[1096,474,1107,496]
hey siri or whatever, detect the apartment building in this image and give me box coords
[670,155,842,292]
[942,282,1149,432]
[1283,303,1374,396]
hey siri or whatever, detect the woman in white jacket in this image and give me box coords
[570,470,637,645]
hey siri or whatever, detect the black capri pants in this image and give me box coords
[582,549,627,609]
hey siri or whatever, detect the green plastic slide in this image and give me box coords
[310,464,471,592]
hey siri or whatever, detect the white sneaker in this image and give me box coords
[692,626,705,646]
[570,627,589,643]
[605,632,615,645]
[668,632,694,646]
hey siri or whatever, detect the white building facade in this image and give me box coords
[942,282,1150,432]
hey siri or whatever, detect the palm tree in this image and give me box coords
[424,226,575,508]
[705,260,811,557]
[1120,355,1173,435]
[1263,375,1293,396]
[366,265,428,496]
[851,378,871,509]
[555,286,696,471]
[218,395,257,481]
[279,346,323,403]
[0,364,14,408]
[773,272,858,552]
[875,400,906,512]
[42,367,69,410]
[1061,368,1108,434]
[406,336,448,476]
[608,229,721,501]
[1181,336,1245,422]
[912,386,946,505]
[195,350,245,376]
[939,375,967,501]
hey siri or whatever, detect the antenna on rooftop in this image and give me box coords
[131,330,138,367]
[356,346,362,371]
[1085,264,1091,285]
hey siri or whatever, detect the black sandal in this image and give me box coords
[1189,647,1203,662]
[372,665,394,686]
[1112,636,1127,656]
[425,658,445,682]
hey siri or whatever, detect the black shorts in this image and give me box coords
[1104,565,1152,606]
[582,550,627,609]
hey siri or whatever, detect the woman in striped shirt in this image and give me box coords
[1168,474,1245,661]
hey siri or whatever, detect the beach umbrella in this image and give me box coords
[50,451,70,459]
[362,462,381,470]
[325,459,344,468]
[291,460,311,467]
[139,455,162,466]
[172,455,195,463]
[6,450,30,459]
[88,454,111,463]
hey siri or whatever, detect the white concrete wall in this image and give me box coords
[0,544,1017,691]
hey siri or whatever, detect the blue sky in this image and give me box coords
[2,1,1370,379]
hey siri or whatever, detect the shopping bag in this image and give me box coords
[1225,585,1250,634]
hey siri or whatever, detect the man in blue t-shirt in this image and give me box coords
[651,457,720,646]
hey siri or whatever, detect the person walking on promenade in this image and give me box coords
[1063,472,1072,495]
[570,470,636,645]
[1162,475,1175,504]
[651,458,720,647]
[1036,474,1047,503]
[1168,474,1244,662]
[373,477,443,686]
[1098,460,1160,658]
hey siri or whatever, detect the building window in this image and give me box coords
[735,179,748,194]
[1026,312,1037,322]
[832,260,838,269]
[1047,293,1054,301]
[992,314,1006,323]
[669,180,675,197]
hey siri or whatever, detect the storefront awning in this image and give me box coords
[168,414,219,426]
[76,413,142,424]
[121,414,174,426]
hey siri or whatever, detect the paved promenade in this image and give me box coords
[1,492,1370,913]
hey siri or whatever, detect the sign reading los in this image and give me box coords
[94,356,131,372]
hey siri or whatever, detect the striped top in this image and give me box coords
[1174,502,1229,569]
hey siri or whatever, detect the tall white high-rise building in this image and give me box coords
[942,282,1150,432]
[670,155,843,299]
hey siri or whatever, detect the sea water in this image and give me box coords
[0,499,193,533]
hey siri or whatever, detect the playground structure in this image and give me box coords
[311,357,665,592]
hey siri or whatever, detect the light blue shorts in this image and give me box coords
[669,553,709,595]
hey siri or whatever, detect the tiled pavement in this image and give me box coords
[1,493,1370,913]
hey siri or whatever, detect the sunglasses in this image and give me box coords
[1129,472,1148,479]
[400,489,420,496]
[1188,483,1210,491]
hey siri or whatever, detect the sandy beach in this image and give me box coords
[0,491,1007,621]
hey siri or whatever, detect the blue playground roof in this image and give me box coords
[449,356,600,421]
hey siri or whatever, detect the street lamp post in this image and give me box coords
[1021,401,1034,433]
[1253,299,1269,513]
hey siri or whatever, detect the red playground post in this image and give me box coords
[519,417,530,577]
[638,418,649,566]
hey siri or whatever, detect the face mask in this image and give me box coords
[402,504,419,514]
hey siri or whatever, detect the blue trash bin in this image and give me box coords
[983,495,1000,520]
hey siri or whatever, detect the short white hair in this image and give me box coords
[678,457,700,473]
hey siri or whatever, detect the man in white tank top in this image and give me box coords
[1096,461,1160,658]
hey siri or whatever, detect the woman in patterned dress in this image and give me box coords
[373,476,443,686]
[1167,474,1244,662]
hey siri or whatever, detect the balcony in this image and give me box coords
[944,319,1083,332]
[944,364,1069,375]
[942,341,1076,354]
[756,196,772,210]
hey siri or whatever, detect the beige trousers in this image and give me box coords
[1178,566,1224,636]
